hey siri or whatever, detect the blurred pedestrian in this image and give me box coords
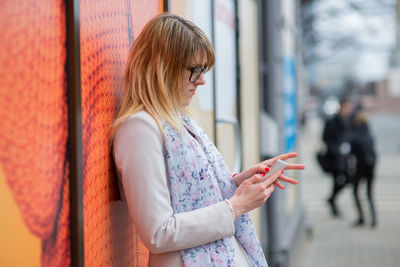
[322,97,353,216]
[350,110,377,227]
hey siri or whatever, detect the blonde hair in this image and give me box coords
[354,110,369,126]
[110,14,215,141]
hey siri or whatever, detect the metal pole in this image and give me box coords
[65,0,84,266]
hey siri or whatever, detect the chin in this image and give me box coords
[183,97,193,106]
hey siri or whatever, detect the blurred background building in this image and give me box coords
[0,0,399,267]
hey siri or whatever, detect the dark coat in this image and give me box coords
[322,114,352,174]
[351,124,376,169]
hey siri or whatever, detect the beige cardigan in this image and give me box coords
[113,111,251,267]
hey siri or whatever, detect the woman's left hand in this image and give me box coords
[233,152,305,189]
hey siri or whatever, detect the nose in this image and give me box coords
[194,73,206,85]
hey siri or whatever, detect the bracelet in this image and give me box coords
[224,199,236,221]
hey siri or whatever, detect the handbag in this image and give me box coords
[316,150,332,173]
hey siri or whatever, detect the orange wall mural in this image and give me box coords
[0,0,163,266]
[0,1,70,266]
[80,0,162,266]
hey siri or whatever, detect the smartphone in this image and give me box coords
[259,159,288,183]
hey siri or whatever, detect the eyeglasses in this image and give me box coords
[187,66,207,83]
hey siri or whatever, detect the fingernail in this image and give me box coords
[265,167,270,172]
[281,170,284,174]
[261,173,265,177]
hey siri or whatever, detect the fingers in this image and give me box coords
[273,180,285,189]
[270,152,299,163]
[261,152,299,167]
[261,172,299,190]
[263,184,275,201]
[248,173,264,184]
[277,174,299,185]
[243,163,271,178]
[253,163,270,173]
[260,169,283,188]
[284,163,306,171]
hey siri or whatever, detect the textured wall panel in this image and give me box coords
[0,1,70,266]
[79,0,161,266]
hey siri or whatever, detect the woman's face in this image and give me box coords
[181,56,207,106]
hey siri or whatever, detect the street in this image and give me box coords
[296,112,400,267]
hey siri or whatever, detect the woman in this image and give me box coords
[111,14,305,266]
[350,110,377,227]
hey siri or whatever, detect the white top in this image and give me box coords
[113,111,251,267]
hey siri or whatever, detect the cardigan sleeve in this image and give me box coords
[113,112,235,254]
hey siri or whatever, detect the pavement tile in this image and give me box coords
[295,114,400,267]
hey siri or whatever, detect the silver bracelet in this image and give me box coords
[224,199,236,221]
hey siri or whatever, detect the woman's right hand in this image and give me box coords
[228,169,283,218]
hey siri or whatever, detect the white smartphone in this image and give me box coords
[259,159,288,183]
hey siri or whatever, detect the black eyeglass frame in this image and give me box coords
[187,66,207,83]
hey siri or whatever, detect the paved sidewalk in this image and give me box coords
[295,114,400,267]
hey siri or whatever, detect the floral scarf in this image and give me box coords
[162,116,267,267]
